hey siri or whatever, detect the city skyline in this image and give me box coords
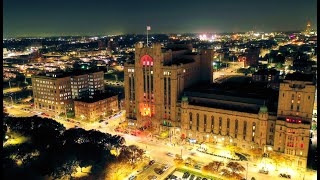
[4,0,317,38]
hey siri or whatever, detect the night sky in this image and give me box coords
[4,0,317,38]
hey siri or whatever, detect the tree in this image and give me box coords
[221,168,243,180]
[226,162,245,173]
[50,158,79,179]
[269,151,286,170]
[202,161,224,174]
[173,155,184,168]
[247,148,263,161]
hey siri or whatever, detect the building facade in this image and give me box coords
[32,74,73,115]
[124,43,316,169]
[124,43,213,132]
[32,70,105,115]
[74,94,118,122]
[273,76,316,169]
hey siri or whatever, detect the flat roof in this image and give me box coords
[35,69,103,78]
[285,72,314,82]
[75,92,117,103]
[184,77,278,113]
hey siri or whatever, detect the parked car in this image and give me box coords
[189,175,195,180]
[279,174,291,179]
[129,175,137,180]
[99,120,104,123]
[194,164,202,170]
[259,169,269,174]
[162,164,169,171]
[182,172,190,178]
[195,177,202,180]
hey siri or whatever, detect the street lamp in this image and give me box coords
[246,162,248,180]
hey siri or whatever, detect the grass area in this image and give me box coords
[176,167,223,180]
[4,132,31,147]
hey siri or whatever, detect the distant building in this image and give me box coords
[71,71,104,99]
[252,69,280,83]
[245,48,260,67]
[26,68,42,77]
[74,93,118,122]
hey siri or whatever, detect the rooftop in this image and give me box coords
[163,58,195,66]
[74,92,117,103]
[285,72,314,82]
[35,69,103,78]
[184,76,278,113]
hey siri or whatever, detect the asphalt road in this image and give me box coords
[4,103,317,180]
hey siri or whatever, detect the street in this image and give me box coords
[4,102,317,180]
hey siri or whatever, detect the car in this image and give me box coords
[128,175,137,180]
[66,119,70,122]
[162,164,170,171]
[167,175,178,180]
[183,172,190,178]
[195,177,201,180]
[279,173,291,179]
[188,174,195,180]
[167,152,174,157]
[99,120,104,123]
[194,164,201,170]
[259,169,269,174]
[143,165,150,170]
[154,168,163,175]
[202,178,208,180]
[105,122,109,125]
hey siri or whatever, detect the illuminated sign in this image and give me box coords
[286,118,302,124]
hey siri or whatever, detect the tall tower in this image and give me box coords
[306,20,311,33]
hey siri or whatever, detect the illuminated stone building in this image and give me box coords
[124,43,315,169]
[124,43,214,132]
[74,93,118,122]
[274,73,315,169]
[32,70,105,115]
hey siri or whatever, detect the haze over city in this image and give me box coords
[4,0,317,38]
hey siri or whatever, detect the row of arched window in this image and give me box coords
[188,112,256,141]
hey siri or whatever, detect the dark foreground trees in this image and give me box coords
[3,116,134,179]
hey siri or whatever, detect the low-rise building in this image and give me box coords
[74,93,119,122]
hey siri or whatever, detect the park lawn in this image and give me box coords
[4,132,31,147]
[177,167,223,180]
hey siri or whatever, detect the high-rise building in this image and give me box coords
[274,73,315,169]
[124,43,213,131]
[32,73,73,115]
